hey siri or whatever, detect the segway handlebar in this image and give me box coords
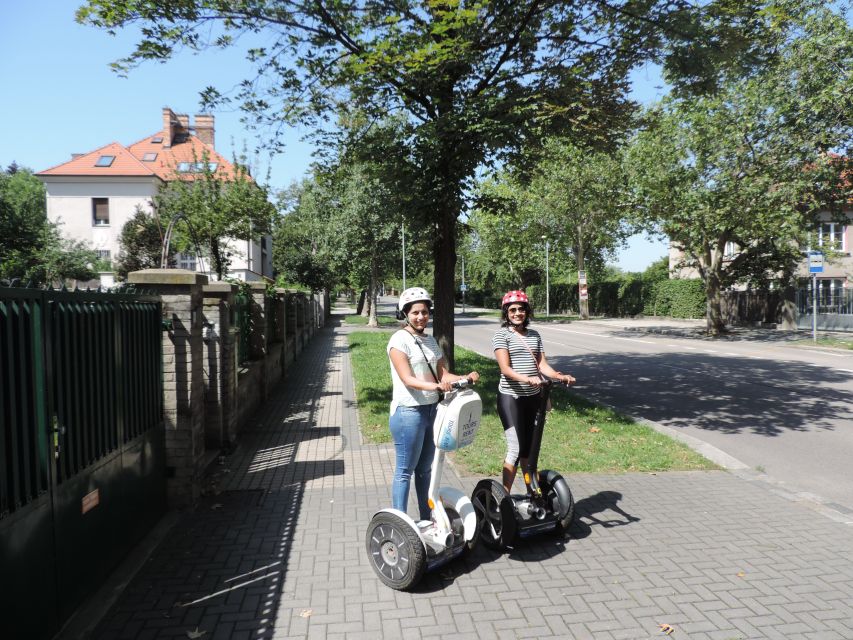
[539,374,573,388]
[449,378,473,390]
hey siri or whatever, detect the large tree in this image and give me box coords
[275,116,425,325]
[115,206,166,280]
[154,157,277,280]
[628,2,853,334]
[78,0,751,361]
[526,138,633,318]
[0,167,98,287]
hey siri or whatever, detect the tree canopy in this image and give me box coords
[627,2,853,334]
[0,167,98,287]
[78,0,759,358]
[154,157,277,280]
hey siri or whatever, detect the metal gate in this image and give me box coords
[0,287,165,639]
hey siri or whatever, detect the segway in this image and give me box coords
[366,379,482,590]
[472,376,574,550]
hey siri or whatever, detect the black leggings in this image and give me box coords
[497,392,542,465]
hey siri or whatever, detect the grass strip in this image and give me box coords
[344,314,400,327]
[347,330,717,476]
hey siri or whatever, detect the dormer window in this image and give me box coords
[142,152,158,162]
[177,161,218,173]
[95,155,115,167]
[151,136,163,144]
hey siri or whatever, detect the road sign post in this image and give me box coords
[809,252,824,343]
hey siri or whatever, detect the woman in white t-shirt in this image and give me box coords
[387,287,479,521]
[493,290,575,493]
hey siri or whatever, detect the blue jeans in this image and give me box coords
[389,403,437,520]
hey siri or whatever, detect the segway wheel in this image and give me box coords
[471,479,516,551]
[365,513,426,590]
[539,470,575,534]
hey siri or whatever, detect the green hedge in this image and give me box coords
[526,277,650,317]
[461,277,706,318]
[642,279,706,318]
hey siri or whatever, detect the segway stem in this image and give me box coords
[524,377,553,499]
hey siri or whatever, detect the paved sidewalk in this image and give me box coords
[84,315,853,640]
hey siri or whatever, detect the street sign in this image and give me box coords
[460,283,468,292]
[578,270,587,285]
[579,283,588,300]
[809,252,824,273]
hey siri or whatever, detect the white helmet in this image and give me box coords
[397,287,432,319]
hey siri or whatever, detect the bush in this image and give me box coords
[643,279,706,318]
[527,277,651,317]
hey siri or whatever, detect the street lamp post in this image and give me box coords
[541,236,550,316]
[461,256,466,314]
[401,220,407,290]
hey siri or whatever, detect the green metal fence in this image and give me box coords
[0,286,165,640]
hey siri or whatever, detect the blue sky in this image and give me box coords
[0,1,668,271]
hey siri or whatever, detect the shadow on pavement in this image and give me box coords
[547,350,853,437]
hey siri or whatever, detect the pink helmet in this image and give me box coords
[501,290,529,307]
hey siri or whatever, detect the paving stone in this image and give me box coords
[80,314,853,639]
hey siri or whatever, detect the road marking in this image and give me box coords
[796,348,848,358]
[547,327,655,344]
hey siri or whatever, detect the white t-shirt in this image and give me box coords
[386,329,444,414]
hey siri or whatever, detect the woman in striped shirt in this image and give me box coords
[492,290,575,493]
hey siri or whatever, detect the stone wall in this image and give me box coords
[128,268,328,507]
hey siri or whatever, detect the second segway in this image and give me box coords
[472,376,574,550]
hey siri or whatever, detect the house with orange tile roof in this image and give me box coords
[37,107,272,285]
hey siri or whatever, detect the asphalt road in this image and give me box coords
[453,313,853,514]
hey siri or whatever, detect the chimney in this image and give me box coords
[162,107,178,148]
[177,113,190,129]
[194,114,215,148]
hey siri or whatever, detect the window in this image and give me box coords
[92,198,109,226]
[178,252,196,271]
[95,249,111,260]
[95,155,115,167]
[151,136,163,144]
[723,241,738,258]
[142,152,157,162]
[176,161,218,173]
[818,222,846,251]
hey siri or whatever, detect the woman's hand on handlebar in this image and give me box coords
[558,373,576,386]
[526,376,543,388]
[466,371,480,385]
[436,381,453,393]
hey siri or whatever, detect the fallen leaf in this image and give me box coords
[211,503,223,510]
[736,571,745,578]
[299,609,313,618]
[186,628,208,639]
[589,427,601,433]
[659,623,674,635]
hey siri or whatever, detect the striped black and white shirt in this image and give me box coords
[492,327,543,397]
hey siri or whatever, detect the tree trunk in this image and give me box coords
[705,273,725,335]
[367,259,379,328]
[432,206,457,372]
[361,288,371,317]
[210,236,225,280]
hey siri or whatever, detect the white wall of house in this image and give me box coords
[41,177,274,284]
[42,177,160,267]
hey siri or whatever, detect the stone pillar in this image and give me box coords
[129,269,207,508]
[248,281,268,361]
[201,282,239,451]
